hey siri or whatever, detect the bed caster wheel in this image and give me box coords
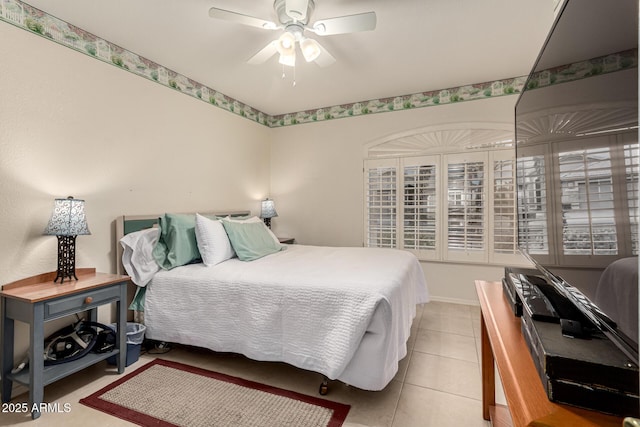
[319,379,329,395]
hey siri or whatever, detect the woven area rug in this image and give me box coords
[80,359,350,427]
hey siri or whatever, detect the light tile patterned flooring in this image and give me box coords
[1,302,492,427]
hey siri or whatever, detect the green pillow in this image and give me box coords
[222,220,284,261]
[153,213,202,269]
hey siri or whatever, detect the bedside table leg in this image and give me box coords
[116,284,126,374]
[1,312,14,403]
[29,306,45,419]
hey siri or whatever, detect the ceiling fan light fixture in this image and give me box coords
[278,50,296,67]
[300,37,321,62]
[210,0,376,70]
[275,31,296,55]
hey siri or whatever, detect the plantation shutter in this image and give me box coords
[445,152,487,262]
[516,144,553,264]
[401,156,439,259]
[364,159,398,248]
[489,150,523,265]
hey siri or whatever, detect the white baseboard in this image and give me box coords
[428,295,480,307]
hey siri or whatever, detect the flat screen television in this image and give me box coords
[515,0,639,364]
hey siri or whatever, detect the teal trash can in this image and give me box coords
[107,322,146,366]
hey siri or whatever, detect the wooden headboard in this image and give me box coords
[115,210,251,275]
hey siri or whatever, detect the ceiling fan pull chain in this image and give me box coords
[293,65,297,87]
[282,64,286,79]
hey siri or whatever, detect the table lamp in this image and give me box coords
[43,196,91,283]
[260,198,278,228]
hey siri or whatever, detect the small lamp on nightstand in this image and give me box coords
[43,196,91,283]
[260,198,278,229]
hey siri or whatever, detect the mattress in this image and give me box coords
[143,244,429,390]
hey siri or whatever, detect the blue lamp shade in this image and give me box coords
[43,196,90,283]
[43,197,91,236]
[260,199,278,229]
[260,199,278,220]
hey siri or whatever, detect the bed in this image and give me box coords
[115,211,429,392]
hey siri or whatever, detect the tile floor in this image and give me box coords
[1,301,494,427]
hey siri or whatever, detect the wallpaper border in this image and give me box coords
[1,0,637,128]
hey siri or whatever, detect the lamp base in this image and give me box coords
[263,217,272,229]
[54,235,78,283]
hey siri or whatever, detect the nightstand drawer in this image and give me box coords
[44,286,120,319]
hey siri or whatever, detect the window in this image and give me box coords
[516,149,551,262]
[445,153,487,263]
[403,159,437,255]
[364,149,521,265]
[365,160,397,248]
[492,151,519,259]
[365,156,440,259]
[447,161,484,251]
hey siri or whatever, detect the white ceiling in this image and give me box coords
[23,0,554,116]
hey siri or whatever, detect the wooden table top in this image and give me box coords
[1,268,130,303]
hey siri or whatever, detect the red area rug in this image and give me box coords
[80,358,350,427]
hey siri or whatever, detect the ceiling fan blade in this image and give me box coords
[313,43,336,68]
[285,0,310,21]
[312,12,376,36]
[247,41,278,65]
[209,7,278,30]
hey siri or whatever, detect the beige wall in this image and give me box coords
[0,23,272,285]
[0,23,271,372]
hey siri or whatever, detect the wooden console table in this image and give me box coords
[1,268,129,419]
[475,280,623,427]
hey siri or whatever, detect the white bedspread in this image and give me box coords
[144,244,429,390]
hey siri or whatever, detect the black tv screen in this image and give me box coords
[515,0,638,360]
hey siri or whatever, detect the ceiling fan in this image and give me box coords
[209,0,377,68]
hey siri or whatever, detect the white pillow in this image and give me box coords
[120,227,160,287]
[222,215,281,246]
[223,215,262,223]
[195,213,235,266]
